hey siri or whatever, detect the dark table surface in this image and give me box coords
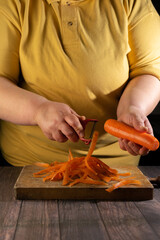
[0,166,160,240]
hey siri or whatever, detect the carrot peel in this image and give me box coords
[33,130,142,193]
[106,179,141,192]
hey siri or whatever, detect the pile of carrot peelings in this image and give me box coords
[33,131,141,192]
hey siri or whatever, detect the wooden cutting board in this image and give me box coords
[14,165,153,201]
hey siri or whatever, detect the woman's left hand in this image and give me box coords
[117,106,153,156]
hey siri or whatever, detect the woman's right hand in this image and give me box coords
[34,101,85,143]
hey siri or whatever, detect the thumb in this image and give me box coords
[70,109,86,121]
[133,117,148,132]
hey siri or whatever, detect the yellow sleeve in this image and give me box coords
[127,0,160,80]
[0,0,21,83]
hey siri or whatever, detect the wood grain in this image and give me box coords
[14,166,153,201]
[97,201,160,240]
[0,167,22,201]
[0,167,22,240]
[0,201,21,240]
[0,166,160,240]
[13,201,60,240]
[136,166,160,238]
[58,200,109,240]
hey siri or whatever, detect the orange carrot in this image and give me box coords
[69,178,107,187]
[104,119,159,151]
[106,179,141,192]
[84,131,99,175]
[33,130,141,192]
[34,162,50,168]
[68,149,73,161]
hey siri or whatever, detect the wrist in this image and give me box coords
[117,105,145,120]
[31,97,50,125]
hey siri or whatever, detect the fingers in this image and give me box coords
[71,109,86,121]
[59,121,79,142]
[42,128,68,142]
[43,121,81,143]
[118,106,154,156]
[132,114,148,132]
[52,131,68,143]
[35,101,86,143]
[139,146,150,156]
[126,108,153,135]
[119,138,150,156]
[64,114,85,138]
[119,139,139,156]
[46,115,85,143]
[144,118,153,135]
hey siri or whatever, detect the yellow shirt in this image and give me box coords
[0,0,160,166]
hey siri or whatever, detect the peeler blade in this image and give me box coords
[80,118,98,145]
[89,121,97,139]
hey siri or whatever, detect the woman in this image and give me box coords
[0,0,160,166]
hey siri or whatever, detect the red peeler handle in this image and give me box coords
[80,118,98,145]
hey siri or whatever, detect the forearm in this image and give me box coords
[117,75,160,118]
[0,77,85,142]
[0,76,48,125]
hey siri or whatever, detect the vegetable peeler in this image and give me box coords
[80,118,98,145]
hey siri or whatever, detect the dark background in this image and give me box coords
[139,0,160,165]
[151,0,160,14]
